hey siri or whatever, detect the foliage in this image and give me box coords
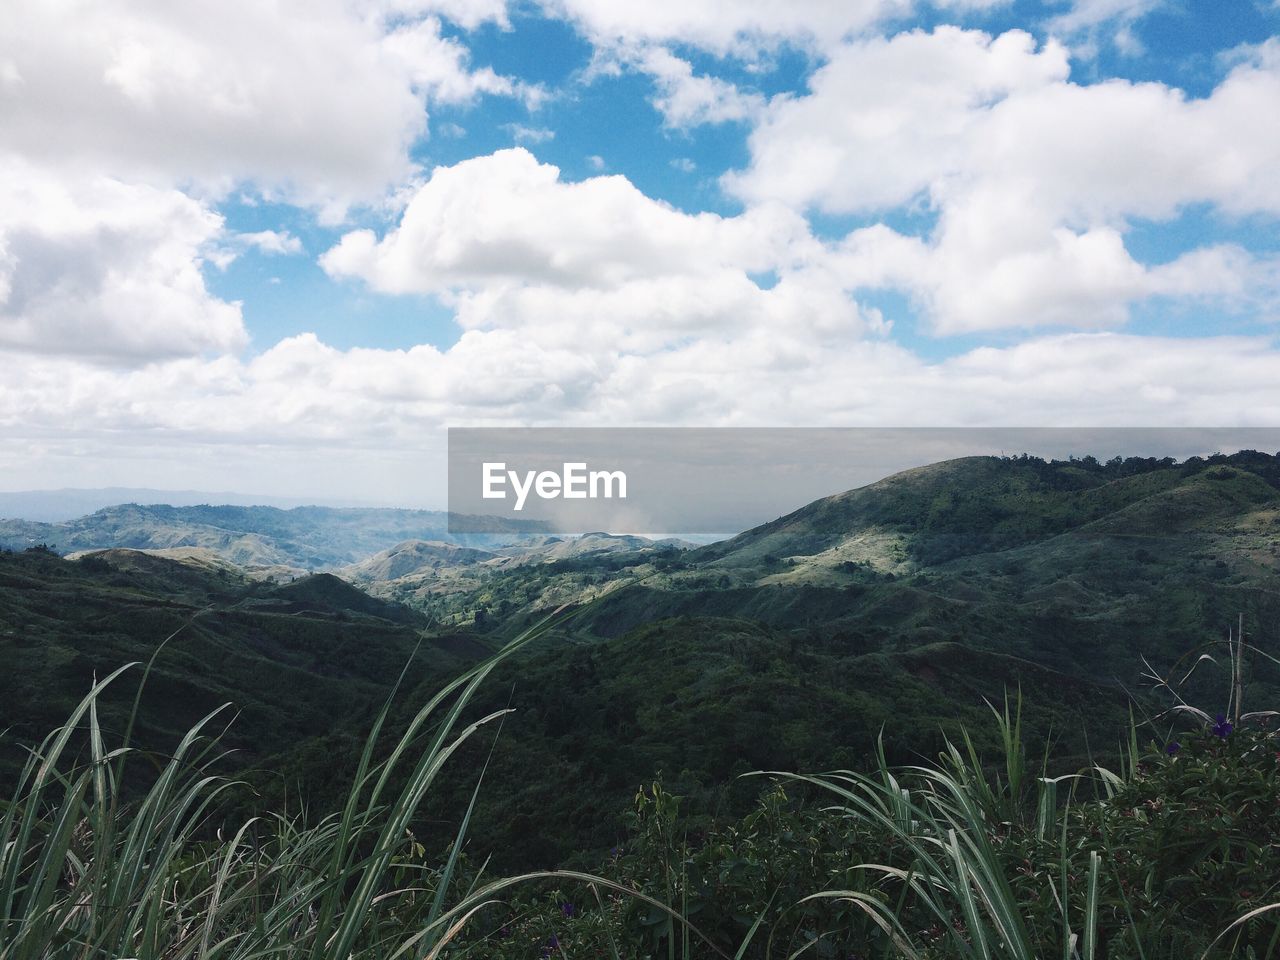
[460,702,1280,959]
[0,548,467,792]
[0,606,614,960]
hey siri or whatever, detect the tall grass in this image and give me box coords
[6,605,1279,960]
[751,627,1280,960]
[0,604,709,960]
[763,696,1102,960]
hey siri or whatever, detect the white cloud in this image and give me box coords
[538,0,991,56]
[503,123,556,144]
[233,231,305,257]
[367,0,512,31]
[0,0,540,370]
[3,0,1278,499]
[382,17,546,110]
[726,28,1071,212]
[323,149,807,293]
[0,0,532,211]
[321,148,874,352]
[729,28,1280,332]
[5,331,1280,502]
[1047,0,1165,34]
[0,157,246,363]
[579,40,764,132]
[635,47,764,127]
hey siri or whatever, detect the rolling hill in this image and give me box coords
[5,450,1280,869]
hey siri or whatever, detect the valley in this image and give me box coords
[4,450,1280,867]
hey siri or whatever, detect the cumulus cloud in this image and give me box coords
[3,0,1279,498]
[729,28,1280,332]
[0,158,246,363]
[725,28,1072,212]
[635,47,764,127]
[0,0,538,368]
[537,0,1007,56]
[320,149,877,368]
[5,332,1280,485]
[320,148,879,353]
[381,16,546,110]
[0,0,533,211]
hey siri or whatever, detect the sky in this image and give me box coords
[2,0,1279,505]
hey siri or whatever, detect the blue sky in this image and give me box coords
[1,0,1279,501]
[208,0,1280,358]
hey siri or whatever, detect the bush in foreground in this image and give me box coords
[465,701,1280,959]
[5,620,1280,960]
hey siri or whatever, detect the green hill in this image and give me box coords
[0,547,468,788]
[389,452,1280,865]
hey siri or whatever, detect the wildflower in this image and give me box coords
[541,934,560,957]
[560,902,575,918]
[1212,714,1233,738]
[1166,741,1181,756]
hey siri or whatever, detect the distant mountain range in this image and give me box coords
[0,502,550,576]
[0,487,387,523]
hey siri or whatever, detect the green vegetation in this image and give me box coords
[4,451,1280,957]
[0,607,636,960]
[468,707,1280,959]
[397,452,1280,867]
[0,546,467,792]
[4,618,1279,958]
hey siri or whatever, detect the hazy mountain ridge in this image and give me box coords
[0,488,377,523]
[0,502,547,575]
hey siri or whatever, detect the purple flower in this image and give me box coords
[1212,714,1234,738]
[560,902,575,918]
[541,934,561,956]
[1166,741,1181,756]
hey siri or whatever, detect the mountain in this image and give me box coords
[390,452,1280,864]
[0,487,375,523]
[0,546,473,788]
[342,540,498,581]
[498,532,693,563]
[0,503,547,575]
[337,533,693,615]
[6,451,1280,870]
